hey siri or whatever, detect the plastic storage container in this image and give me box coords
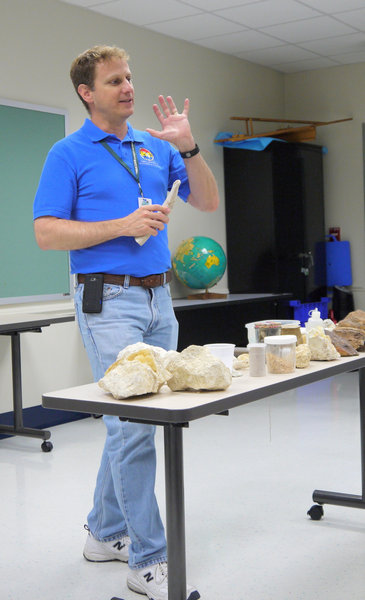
[289,297,329,327]
[247,343,266,377]
[281,322,303,345]
[254,321,282,342]
[264,335,297,374]
[245,320,300,344]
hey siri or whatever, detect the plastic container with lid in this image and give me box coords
[305,307,324,334]
[247,343,266,377]
[254,321,282,342]
[245,320,298,344]
[264,335,297,374]
[281,322,303,345]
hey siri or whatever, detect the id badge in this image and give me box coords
[138,197,152,207]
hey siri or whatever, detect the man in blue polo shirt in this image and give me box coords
[33,45,219,600]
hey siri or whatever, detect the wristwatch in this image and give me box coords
[180,144,200,159]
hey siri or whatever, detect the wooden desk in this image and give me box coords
[0,311,74,451]
[42,355,365,599]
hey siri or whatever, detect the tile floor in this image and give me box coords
[1,371,365,600]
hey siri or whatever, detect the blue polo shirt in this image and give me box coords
[33,119,190,276]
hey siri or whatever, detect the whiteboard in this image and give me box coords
[0,99,72,304]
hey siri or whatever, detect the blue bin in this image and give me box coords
[315,240,352,286]
[289,297,329,326]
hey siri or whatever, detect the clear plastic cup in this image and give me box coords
[204,343,235,371]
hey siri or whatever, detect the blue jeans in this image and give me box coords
[74,279,179,568]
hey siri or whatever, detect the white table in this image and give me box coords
[0,311,74,451]
[42,355,365,599]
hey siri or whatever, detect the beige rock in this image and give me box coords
[233,354,249,370]
[308,330,340,361]
[99,342,172,399]
[165,345,232,391]
[323,319,336,331]
[99,361,161,399]
[337,310,365,331]
[295,344,311,368]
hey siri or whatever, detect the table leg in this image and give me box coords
[312,367,365,509]
[0,332,51,444]
[164,423,187,600]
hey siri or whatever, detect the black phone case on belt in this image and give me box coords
[82,274,104,313]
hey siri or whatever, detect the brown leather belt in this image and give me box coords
[77,271,172,288]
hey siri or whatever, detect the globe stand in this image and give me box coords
[187,289,227,300]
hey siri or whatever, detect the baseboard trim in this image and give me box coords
[0,405,90,440]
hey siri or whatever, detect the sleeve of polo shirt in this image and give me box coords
[33,144,77,220]
[168,147,190,202]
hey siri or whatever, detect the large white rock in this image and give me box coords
[98,342,232,400]
[165,345,232,391]
[99,361,161,399]
[99,342,171,399]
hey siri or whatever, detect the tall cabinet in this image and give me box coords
[224,141,325,302]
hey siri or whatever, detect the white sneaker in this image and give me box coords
[127,561,200,600]
[83,529,131,562]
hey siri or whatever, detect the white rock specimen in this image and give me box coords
[99,361,161,399]
[323,319,336,331]
[295,344,311,368]
[233,353,249,370]
[99,342,171,399]
[98,342,232,399]
[165,345,232,391]
[135,179,181,246]
[308,329,340,361]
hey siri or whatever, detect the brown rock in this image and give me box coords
[337,310,365,331]
[332,326,365,351]
[325,329,359,356]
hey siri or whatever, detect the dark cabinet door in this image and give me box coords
[224,141,325,302]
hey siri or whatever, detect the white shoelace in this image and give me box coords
[155,561,168,585]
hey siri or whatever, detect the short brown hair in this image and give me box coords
[70,45,129,112]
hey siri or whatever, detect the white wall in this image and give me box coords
[284,64,365,308]
[0,0,284,411]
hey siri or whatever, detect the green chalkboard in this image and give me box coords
[0,100,70,303]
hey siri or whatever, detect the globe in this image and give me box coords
[172,236,227,292]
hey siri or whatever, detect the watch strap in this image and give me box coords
[180,144,200,159]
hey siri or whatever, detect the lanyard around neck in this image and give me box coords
[99,139,143,197]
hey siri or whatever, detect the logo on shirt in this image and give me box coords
[139,147,154,161]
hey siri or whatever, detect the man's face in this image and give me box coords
[83,57,134,123]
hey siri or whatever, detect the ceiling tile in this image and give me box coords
[299,32,365,55]
[60,0,102,6]
[215,0,321,28]
[197,30,285,53]
[299,0,365,13]
[237,44,318,65]
[56,0,365,72]
[332,49,365,63]
[148,13,245,40]
[262,16,356,43]
[272,56,340,73]
[91,0,201,26]
[335,8,365,30]
[180,0,262,10]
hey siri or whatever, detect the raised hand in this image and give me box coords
[146,95,195,150]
